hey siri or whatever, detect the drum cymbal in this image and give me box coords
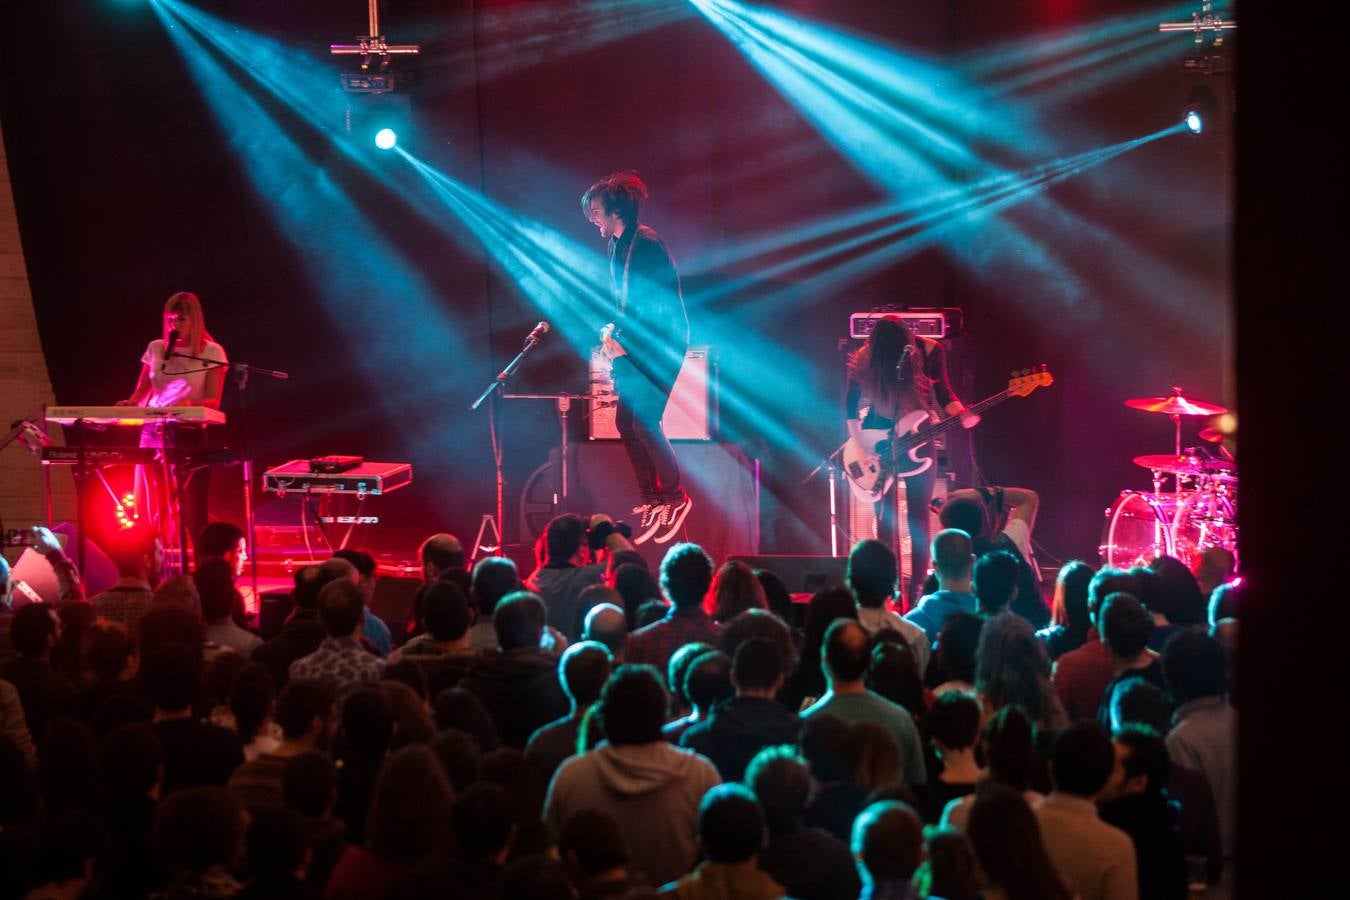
[1133,454,1211,476]
[1125,394,1228,416]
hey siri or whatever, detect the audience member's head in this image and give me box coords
[429,730,482,793]
[822,619,871,685]
[799,587,860,674]
[1108,676,1171,735]
[799,713,856,783]
[10,603,59,659]
[1161,629,1227,704]
[685,650,734,715]
[927,691,982,754]
[1099,592,1154,660]
[1208,580,1242,626]
[1052,560,1095,633]
[501,855,574,900]
[614,563,663,628]
[1087,567,1138,623]
[196,522,246,576]
[745,745,812,834]
[104,525,163,585]
[847,539,898,609]
[471,556,521,621]
[452,781,516,859]
[660,543,715,610]
[295,558,358,612]
[366,745,455,863]
[867,641,924,715]
[422,578,473,642]
[138,605,205,665]
[228,663,276,743]
[559,641,612,709]
[939,496,989,542]
[282,750,337,819]
[933,611,982,686]
[145,643,201,713]
[493,591,547,651]
[332,548,376,601]
[382,659,429,701]
[1149,554,1208,626]
[193,559,242,624]
[982,705,1036,792]
[604,549,647,587]
[339,686,394,758]
[559,808,629,882]
[582,602,627,657]
[1192,547,1236,597]
[931,529,975,586]
[1050,720,1116,799]
[852,800,924,887]
[698,784,765,863]
[317,579,365,639]
[381,681,435,749]
[99,724,161,802]
[754,569,795,624]
[667,641,715,712]
[598,664,667,745]
[83,621,138,683]
[731,637,784,696]
[151,575,201,613]
[708,560,768,622]
[973,551,1020,616]
[275,679,334,746]
[432,688,500,751]
[719,608,797,676]
[966,782,1070,900]
[153,787,246,878]
[851,720,903,791]
[975,613,1054,725]
[1110,723,1171,802]
[544,514,588,566]
[924,827,982,900]
[244,806,309,887]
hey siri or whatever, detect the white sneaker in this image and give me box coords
[653,494,693,544]
[633,503,665,545]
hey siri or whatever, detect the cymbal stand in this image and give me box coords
[803,440,853,557]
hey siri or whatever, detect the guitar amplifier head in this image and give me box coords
[849,309,961,340]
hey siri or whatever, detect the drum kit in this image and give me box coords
[1100,387,1238,569]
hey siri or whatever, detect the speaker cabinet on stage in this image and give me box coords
[728,554,848,594]
[522,442,758,570]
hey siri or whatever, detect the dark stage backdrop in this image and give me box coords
[0,0,1229,565]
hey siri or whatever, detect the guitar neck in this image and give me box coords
[899,389,1013,447]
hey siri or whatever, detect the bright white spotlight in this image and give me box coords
[1184,110,1202,134]
[374,128,398,150]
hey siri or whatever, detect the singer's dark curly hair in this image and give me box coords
[581,171,649,226]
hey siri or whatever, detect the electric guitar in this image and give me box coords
[842,367,1053,503]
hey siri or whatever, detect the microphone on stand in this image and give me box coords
[895,344,914,381]
[525,321,551,344]
[162,331,178,373]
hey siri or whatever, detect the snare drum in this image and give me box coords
[1100,491,1175,568]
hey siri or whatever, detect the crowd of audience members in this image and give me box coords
[0,502,1240,899]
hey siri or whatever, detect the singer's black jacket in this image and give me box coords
[607,223,689,390]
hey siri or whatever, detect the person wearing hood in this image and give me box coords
[460,591,569,748]
[681,639,801,782]
[659,784,785,899]
[545,663,721,888]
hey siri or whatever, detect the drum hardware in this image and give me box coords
[1103,390,1238,568]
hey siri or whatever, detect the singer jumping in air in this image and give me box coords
[582,171,692,545]
[845,316,977,598]
[117,291,227,547]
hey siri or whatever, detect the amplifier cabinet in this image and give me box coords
[589,346,716,441]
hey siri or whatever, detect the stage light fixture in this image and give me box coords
[374,127,397,149]
[1182,84,1219,136]
[1185,110,1203,133]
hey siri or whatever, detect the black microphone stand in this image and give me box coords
[168,352,288,600]
[469,329,547,560]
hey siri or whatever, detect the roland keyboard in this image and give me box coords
[46,406,227,426]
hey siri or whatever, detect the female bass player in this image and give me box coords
[844,315,977,601]
[116,291,227,549]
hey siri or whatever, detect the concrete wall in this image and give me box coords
[0,119,74,551]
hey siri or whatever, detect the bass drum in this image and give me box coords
[1099,491,1174,568]
[1171,490,1237,567]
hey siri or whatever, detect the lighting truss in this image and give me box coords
[331,0,420,92]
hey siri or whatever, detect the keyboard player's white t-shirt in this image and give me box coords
[138,339,227,448]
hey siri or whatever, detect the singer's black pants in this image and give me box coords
[611,356,684,504]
